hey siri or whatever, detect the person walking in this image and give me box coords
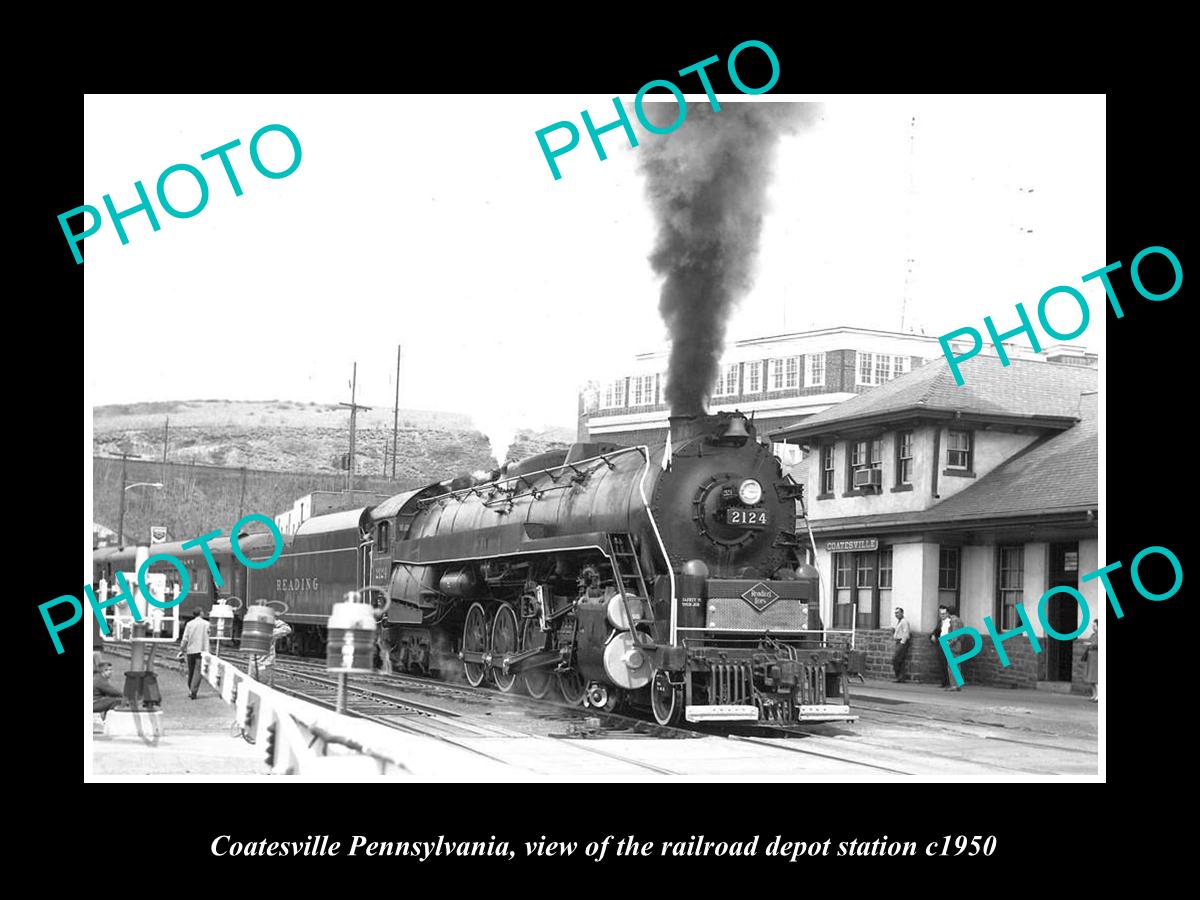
[1082,619,1099,702]
[178,608,210,699]
[891,607,912,682]
[257,616,293,686]
[930,605,967,690]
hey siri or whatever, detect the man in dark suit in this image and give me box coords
[930,605,967,690]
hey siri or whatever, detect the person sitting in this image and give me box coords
[93,660,123,719]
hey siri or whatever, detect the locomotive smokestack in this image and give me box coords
[638,102,820,416]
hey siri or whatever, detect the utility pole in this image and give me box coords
[340,362,371,493]
[237,466,248,521]
[899,115,917,333]
[392,345,401,480]
[117,452,129,547]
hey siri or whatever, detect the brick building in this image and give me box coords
[578,325,1095,455]
[771,355,1098,691]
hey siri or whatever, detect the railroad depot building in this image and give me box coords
[772,355,1098,690]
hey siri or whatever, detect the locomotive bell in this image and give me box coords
[723,415,750,441]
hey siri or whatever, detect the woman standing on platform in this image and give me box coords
[1082,619,1099,703]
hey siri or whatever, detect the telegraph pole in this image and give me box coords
[392,345,401,480]
[117,452,129,547]
[340,362,371,493]
[237,466,248,521]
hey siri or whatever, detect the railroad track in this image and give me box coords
[107,644,1096,776]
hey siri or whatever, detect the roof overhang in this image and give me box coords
[770,409,1080,444]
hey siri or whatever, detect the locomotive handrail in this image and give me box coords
[415,447,646,509]
[633,444,677,646]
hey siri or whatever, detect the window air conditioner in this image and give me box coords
[853,468,882,488]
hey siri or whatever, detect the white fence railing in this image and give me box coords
[200,652,511,778]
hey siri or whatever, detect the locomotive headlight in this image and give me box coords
[738,479,763,505]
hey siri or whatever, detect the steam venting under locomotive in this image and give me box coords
[365,410,855,726]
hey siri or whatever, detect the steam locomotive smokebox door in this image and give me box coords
[676,573,707,629]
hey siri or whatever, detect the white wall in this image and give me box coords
[960,545,995,630]
[1022,542,1049,636]
[1077,538,1099,633]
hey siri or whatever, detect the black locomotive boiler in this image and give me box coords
[366,410,855,726]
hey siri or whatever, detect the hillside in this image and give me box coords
[93,400,500,478]
[92,400,577,542]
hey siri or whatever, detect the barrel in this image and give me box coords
[241,604,275,654]
[326,600,377,673]
[210,602,236,640]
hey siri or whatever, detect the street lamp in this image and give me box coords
[117,477,164,548]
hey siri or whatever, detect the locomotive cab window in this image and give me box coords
[377,521,390,553]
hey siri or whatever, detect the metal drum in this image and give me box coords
[210,601,236,641]
[326,599,377,673]
[241,604,275,654]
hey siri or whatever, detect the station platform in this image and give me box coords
[92,650,267,776]
[850,677,1098,740]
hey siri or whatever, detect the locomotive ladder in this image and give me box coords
[607,533,655,649]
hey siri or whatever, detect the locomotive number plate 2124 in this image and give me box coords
[727,508,767,527]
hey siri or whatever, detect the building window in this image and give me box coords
[629,374,655,407]
[767,357,800,391]
[847,437,883,491]
[856,352,912,387]
[857,352,874,386]
[947,430,973,471]
[938,546,960,591]
[896,430,914,485]
[746,361,762,393]
[874,353,892,385]
[820,444,835,495]
[834,554,853,589]
[711,363,739,399]
[879,546,893,588]
[601,378,626,409]
[806,352,825,388]
[856,555,874,588]
[997,545,1024,629]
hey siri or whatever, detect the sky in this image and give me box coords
[84,94,1105,453]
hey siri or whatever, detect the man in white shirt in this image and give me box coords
[178,609,209,699]
[891,607,911,682]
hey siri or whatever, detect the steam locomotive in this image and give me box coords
[365,410,855,726]
[93,410,856,727]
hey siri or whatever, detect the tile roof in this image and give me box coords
[929,391,1098,520]
[810,392,1098,531]
[773,356,1098,439]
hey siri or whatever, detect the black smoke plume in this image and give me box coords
[639,102,819,415]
